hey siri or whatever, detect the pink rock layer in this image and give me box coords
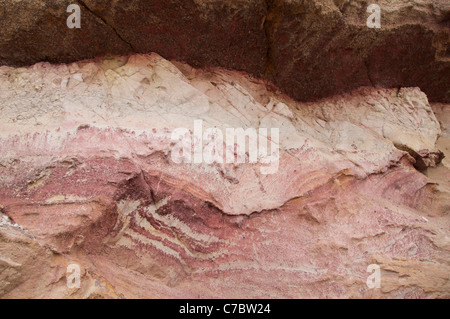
[0,54,449,298]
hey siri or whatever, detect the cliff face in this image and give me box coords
[0,55,449,298]
[0,0,449,299]
[0,0,449,102]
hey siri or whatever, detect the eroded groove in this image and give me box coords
[263,0,283,77]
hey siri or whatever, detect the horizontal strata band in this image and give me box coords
[0,0,448,103]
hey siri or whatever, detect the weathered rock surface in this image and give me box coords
[0,0,449,102]
[0,54,449,298]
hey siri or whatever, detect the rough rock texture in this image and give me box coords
[0,0,449,103]
[0,54,449,298]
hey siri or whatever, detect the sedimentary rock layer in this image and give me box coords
[0,0,449,102]
[0,54,448,298]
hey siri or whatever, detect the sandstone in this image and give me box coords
[0,0,448,103]
[0,54,448,298]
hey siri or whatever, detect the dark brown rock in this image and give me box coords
[264,0,450,102]
[0,0,448,102]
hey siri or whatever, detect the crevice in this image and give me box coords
[77,0,136,52]
[364,60,376,87]
[393,143,444,172]
[263,0,282,78]
[140,170,157,205]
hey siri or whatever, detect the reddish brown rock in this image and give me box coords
[264,0,450,102]
[0,0,448,102]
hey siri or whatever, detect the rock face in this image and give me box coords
[0,54,449,298]
[0,0,449,102]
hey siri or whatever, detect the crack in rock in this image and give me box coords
[77,0,136,52]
